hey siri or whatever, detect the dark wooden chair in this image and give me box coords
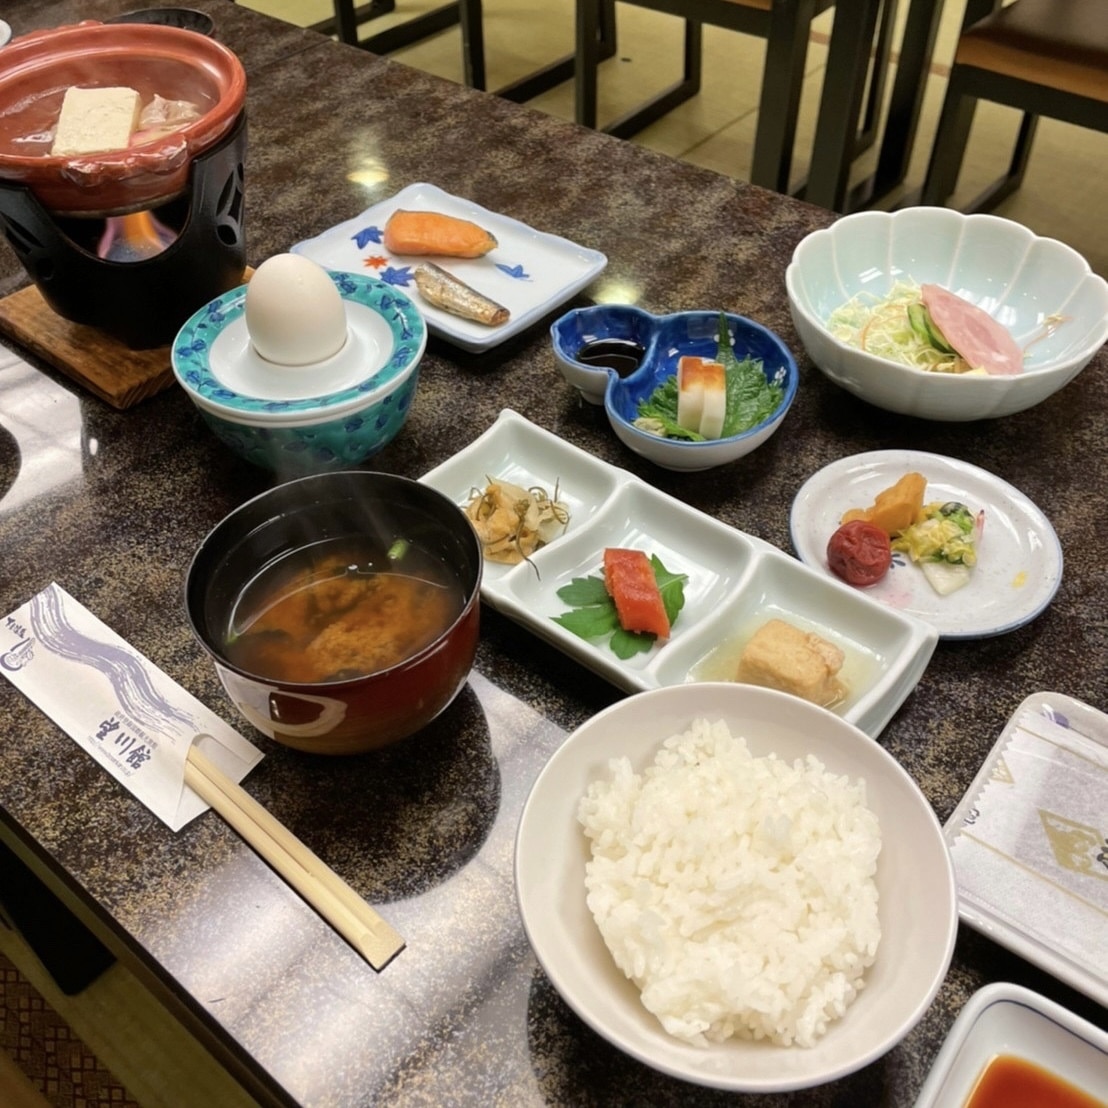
[921,0,1108,213]
[311,1,481,81]
[573,0,898,196]
[319,0,617,101]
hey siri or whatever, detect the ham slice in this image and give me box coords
[921,284,1023,375]
[603,548,671,639]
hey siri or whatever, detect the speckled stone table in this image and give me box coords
[0,3,1105,1106]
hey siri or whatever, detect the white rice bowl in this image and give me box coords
[514,683,956,1092]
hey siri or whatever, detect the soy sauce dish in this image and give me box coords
[551,306,798,472]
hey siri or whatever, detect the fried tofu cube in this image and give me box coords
[736,618,845,706]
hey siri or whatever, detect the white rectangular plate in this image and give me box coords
[291,182,608,353]
[943,690,1108,1009]
[420,410,938,737]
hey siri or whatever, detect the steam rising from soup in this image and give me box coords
[225,536,465,683]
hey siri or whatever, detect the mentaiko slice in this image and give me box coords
[602,548,671,639]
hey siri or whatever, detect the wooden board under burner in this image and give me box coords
[0,283,174,410]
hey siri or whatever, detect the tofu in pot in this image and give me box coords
[52,86,143,156]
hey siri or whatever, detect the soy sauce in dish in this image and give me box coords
[965,1054,1103,1108]
[575,339,645,377]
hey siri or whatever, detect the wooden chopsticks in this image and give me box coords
[184,745,404,970]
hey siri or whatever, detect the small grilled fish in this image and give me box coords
[413,262,510,327]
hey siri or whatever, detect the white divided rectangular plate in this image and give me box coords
[420,410,938,738]
[914,982,1108,1107]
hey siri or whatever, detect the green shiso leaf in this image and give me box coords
[551,604,621,640]
[609,626,655,659]
[716,313,784,437]
[552,554,688,655]
[554,574,610,608]
[633,375,703,441]
[651,554,688,626]
[633,314,784,440]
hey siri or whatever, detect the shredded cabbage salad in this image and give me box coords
[827,280,981,375]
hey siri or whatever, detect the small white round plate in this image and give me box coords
[789,450,1062,639]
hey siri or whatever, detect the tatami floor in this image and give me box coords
[0,919,259,1108]
[2,3,1105,1106]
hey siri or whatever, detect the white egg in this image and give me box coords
[245,253,348,366]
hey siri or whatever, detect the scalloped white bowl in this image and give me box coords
[786,207,1108,421]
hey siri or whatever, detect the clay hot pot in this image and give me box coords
[0,20,246,215]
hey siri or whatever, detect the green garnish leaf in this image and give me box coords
[610,626,655,659]
[715,313,784,437]
[651,554,688,625]
[552,554,688,656]
[633,375,704,440]
[554,574,610,607]
[551,604,621,640]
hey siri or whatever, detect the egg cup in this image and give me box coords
[172,269,427,473]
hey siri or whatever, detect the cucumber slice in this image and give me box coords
[907,302,956,355]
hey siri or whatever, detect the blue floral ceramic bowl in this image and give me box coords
[172,269,427,474]
[551,305,798,472]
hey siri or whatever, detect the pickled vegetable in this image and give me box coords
[827,520,892,586]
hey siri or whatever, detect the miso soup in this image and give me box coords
[225,536,465,683]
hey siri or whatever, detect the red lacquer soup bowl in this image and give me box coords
[185,472,483,755]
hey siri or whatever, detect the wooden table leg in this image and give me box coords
[459,0,486,89]
[331,0,365,45]
[751,0,819,194]
[803,0,883,211]
[575,0,602,128]
[869,0,945,205]
[310,0,395,44]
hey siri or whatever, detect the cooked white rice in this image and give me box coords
[577,718,881,1048]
